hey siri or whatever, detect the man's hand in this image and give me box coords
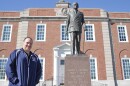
[83,23,86,31]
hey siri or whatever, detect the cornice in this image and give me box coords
[0,17,20,22]
[0,16,130,23]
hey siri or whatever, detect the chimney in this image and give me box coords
[56,0,70,8]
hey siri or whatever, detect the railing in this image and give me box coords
[41,81,108,86]
[92,81,108,86]
[41,80,53,86]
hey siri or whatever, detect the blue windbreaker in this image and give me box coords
[6,48,42,86]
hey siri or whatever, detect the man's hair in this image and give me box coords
[23,37,33,42]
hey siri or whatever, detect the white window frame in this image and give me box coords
[39,58,45,81]
[36,24,46,41]
[1,24,12,42]
[60,24,70,41]
[117,25,128,42]
[85,24,95,42]
[121,58,130,80]
[90,57,98,81]
[0,58,8,81]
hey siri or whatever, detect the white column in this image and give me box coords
[16,21,28,49]
[53,48,59,86]
[102,22,114,80]
[16,9,29,49]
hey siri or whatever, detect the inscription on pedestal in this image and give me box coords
[65,55,91,86]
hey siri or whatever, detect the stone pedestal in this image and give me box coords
[64,54,91,86]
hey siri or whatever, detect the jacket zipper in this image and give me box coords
[26,54,31,86]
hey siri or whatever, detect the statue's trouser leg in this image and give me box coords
[70,32,81,54]
[73,32,76,54]
[70,32,75,54]
[76,32,81,54]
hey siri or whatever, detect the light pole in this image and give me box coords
[107,12,118,86]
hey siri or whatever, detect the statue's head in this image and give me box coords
[72,2,79,9]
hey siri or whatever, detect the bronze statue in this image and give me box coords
[66,2,85,55]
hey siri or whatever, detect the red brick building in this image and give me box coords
[0,1,130,86]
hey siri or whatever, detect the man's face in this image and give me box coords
[23,38,33,51]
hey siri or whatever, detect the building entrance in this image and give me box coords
[53,43,71,86]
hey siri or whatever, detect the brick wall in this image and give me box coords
[0,8,130,81]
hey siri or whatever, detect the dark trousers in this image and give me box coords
[70,31,81,54]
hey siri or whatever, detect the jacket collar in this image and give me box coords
[20,48,33,55]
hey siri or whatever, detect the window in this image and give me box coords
[117,25,128,42]
[36,24,46,41]
[60,24,70,41]
[85,24,95,41]
[0,58,7,81]
[1,25,12,42]
[39,58,45,81]
[60,60,65,65]
[90,58,98,80]
[122,58,130,80]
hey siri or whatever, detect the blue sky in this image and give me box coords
[0,0,130,12]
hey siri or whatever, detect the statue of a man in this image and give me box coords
[66,2,85,55]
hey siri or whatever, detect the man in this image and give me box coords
[6,37,42,86]
[66,2,85,54]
